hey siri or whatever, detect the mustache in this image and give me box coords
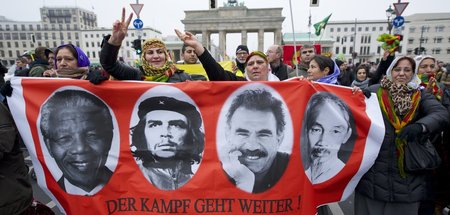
[239,149,268,158]
[154,141,177,149]
[311,146,330,158]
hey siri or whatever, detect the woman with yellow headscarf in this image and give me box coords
[100,8,192,83]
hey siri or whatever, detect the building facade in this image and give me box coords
[325,12,450,64]
[0,7,161,67]
[404,13,450,62]
[182,6,284,54]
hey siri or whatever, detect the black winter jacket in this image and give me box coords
[198,50,246,81]
[270,63,290,81]
[0,103,33,214]
[356,85,449,203]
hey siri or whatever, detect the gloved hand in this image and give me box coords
[398,123,423,142]
[86,70,108,85]
[362,89,371,98]
[0,81,13,97]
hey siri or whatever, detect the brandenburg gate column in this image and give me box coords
[258,29,264,52]
[219,30,226,57]
[274,28,282,45]
[202,30,211,50]
[241,30,248,45]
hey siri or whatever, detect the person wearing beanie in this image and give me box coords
[175,29,279,82]
[100,8,192,83]
[232,44,249,76]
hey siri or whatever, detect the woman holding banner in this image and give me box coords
[1,44,105,101]
[304,55,340,84]
[354,56,448,215]
[42,44,91,79]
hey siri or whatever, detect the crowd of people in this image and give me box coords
[1,7,450,215]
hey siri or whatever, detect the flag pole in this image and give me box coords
[288,0,299,76]
[308,10,312,43]
[318,31,324,44]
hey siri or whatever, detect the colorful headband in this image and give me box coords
[245,51,268,64]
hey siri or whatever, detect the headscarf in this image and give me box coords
[382,56,421,116]
[414,55,435,75]
[54,44,90,79]
[385,56,421,90]
[316,61,340,84]
[244,51,280,81]
[414,55,442,100]
[55,44,90,69]
[140,38,175,82]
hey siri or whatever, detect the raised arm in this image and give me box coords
[108,8,133,46]
[369,50,394,85]
[175,29,205,56]
[175,29,244,81]
[100,8,141,80]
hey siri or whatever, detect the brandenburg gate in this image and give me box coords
[181,5,285,54]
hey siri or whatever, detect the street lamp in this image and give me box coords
[386,5,395,34]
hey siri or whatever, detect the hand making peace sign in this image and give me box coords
[108,8,133,46]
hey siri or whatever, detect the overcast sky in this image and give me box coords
[0,0,448,56]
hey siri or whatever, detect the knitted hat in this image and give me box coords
[137,96,202,130]
[236,45,249,54]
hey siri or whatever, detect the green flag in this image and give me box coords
[313,13,332,36]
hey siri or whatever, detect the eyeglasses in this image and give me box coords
[301,50,314,54]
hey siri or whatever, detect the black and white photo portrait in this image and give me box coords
[301,92,357,184]
[39,88,119,196]
[130,86,204,190]
[217,83,293,193]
